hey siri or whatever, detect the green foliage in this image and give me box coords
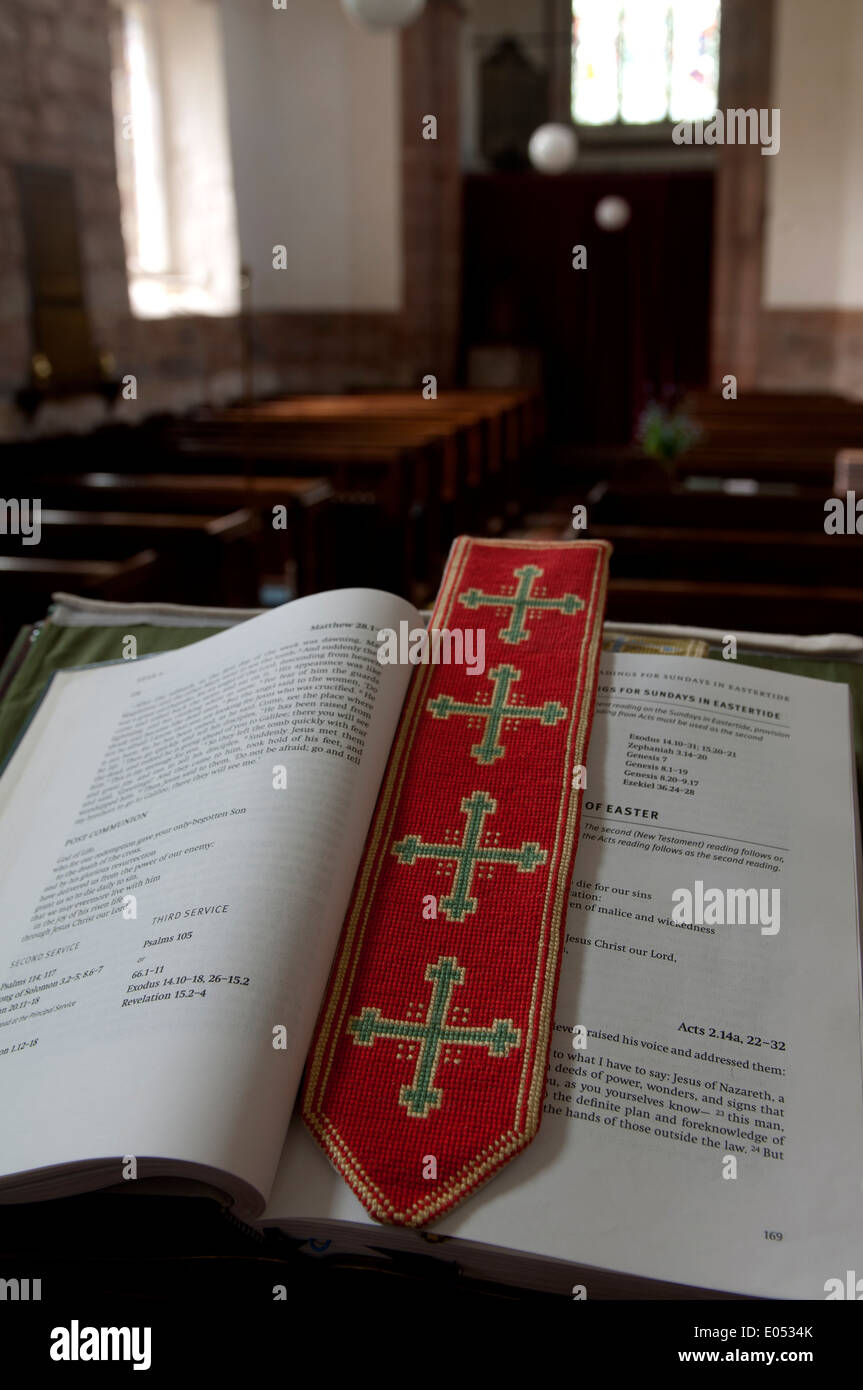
[636,402,702,463]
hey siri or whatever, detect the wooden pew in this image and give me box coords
[210,388,543,522]
[5,389,540,605]
[93,410,472,524]
[32,473,336,600]
[6,426,421,597]
[162,421,447,588]
[205,400,487,494]
[585,476,863,631]
[605,576,863,635]
[164,388,543,555]
[213,389,541,468]
[528,471,862,633]
[686,388,863,423]
[143,422,443,597]
[679,450,838,486]
[0,509,261,608]
[563,443,825,489]
[588,523,863,587]
[588,482,833,533]
[0,550,161,660]
[679,390,863,485]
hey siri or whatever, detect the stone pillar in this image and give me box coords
[400,0,464,387]
[709,0,775,391]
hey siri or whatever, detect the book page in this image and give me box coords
[266,654,863,1299]
[0,589,416,1213]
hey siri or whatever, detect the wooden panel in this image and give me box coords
[14,164,102,391]
[0,509,261,607]
[590,523,863,586]
[32,473,335,599]
[461,172,713,445]
[606,576,863,634]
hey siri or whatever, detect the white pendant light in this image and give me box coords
[594,194,631,231]
[527,123,578,175]
[341,0,426,29]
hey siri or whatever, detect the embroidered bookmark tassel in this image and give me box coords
[302,537,611,1226]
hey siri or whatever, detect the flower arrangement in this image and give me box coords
[636,401,703,464]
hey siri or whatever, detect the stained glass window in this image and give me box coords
[572,1,721,126]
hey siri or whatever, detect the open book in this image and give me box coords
[0,586,861,1300]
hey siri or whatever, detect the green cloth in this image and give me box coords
[0,622,224,769]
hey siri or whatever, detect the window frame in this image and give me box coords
[570,1,722,134]
[108,0,241,320]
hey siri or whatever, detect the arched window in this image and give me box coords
[572,1,720,126]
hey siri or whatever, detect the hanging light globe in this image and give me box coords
[594,194,632,231]
[527,123,578,175]
[341,0,426,29]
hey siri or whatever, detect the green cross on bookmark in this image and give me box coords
[392,789,547,922]
[459,563,584,644]
[427,663,567,765]
[347,955,521,1118]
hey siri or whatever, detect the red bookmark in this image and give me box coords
[302,537,611,1225]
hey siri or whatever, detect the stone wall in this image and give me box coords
[711,0,863,399]
[0,0,463,439]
